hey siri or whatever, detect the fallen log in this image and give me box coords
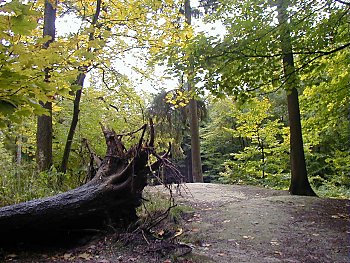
[0,122,166,245]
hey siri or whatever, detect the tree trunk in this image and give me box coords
[189,97,203,182]
[60,0,102,173]
[16,134,22,165]
[276,0,316,196]
[36,0,56,171]
[36,101,53,171]
[60,74,85,174]
[0,124,158,245]
[185,0,203,183]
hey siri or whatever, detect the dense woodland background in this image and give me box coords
[0,0,349,207]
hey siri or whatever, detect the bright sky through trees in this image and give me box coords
[55,1,225,94]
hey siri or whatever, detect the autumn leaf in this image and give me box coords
[78,252,92,260]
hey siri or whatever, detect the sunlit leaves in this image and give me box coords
[1,0,39,35]
[200,96,290,186]
[224,97,289,178]
[0,1,76,126]
[300,50,349,182]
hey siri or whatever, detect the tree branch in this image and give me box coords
[335,0,350,6]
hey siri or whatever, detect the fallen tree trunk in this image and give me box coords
[0,122,165,245]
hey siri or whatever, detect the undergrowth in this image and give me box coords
[0,162,81,207]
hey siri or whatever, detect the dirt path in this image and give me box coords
[151,183,350,263]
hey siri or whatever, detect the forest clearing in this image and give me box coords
[0,0,349,262]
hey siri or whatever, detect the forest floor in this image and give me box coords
[1,183,349,263]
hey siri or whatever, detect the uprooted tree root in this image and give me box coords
[113,176,194,260]
[0,119,184,248]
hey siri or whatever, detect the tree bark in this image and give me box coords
[60,73,85,174]
[189,96,203,182]
[36,0,56,171]
[0,124,157,245]
[276,0,316,196]
[185,0,203,183]
[36,101,53,171]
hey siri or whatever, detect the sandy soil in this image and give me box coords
[1,183,349,263]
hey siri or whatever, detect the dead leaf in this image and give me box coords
[201,243,212,247]
[78,252,92,260]
[158,229,165,236]
[228,239,240,246]
[63,253,73,260]
[270,239,280,246]
[332,213,347,219]
[6,254,18,259]
[173,228,183,238]
[274,251,283,256]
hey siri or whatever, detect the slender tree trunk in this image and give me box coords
[60,74,85,174]
[36,0,56,171]
[60,0,102,173]
[276,0,316,196]
[185,0,203,183]
[189,93,203,182]
[16,134,22,165]
[257,132,265,179]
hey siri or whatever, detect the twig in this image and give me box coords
[141,229,150,245]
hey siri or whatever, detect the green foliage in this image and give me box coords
[229,98,289,179]
[0,130,83,207]
[202,96,290,188]
[0,162,75,207]
[299,50,350,196]
[147,89,188,159]
[53,79,146,175]
[201,88,349,197]
[194,0,349,198]
[0,1,80,127]
[200,97,241,181]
